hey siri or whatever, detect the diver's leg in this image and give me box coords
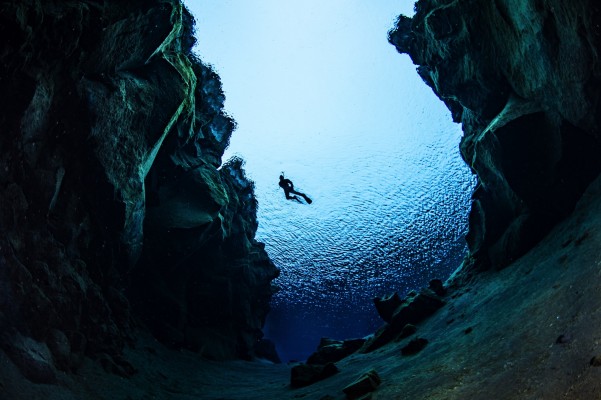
[301,194,312,204]
[285,191,299,201]
[290,189,312,204]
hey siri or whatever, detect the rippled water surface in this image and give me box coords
[189,0,476,361]
[234,118,475,361]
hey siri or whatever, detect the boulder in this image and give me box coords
[373,292,403,323]
[363,288,444,352]
[342,369,381,400]
[401,338,429,356]
[46,329,71,372]
[290,362,339,388]
[590,356,601,367]
[399,324,417,339]
[307,338,366,365]
[428,279,446,297]
[2,332,57,384]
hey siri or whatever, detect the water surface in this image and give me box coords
[189,0,476,361]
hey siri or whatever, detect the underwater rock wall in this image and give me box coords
[135,154,279,360]
[390,0,601,271]
[0,0,277,371]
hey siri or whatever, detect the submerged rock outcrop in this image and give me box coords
[389,0,601,272]
[0,0,278,374]
[133,156,279,360]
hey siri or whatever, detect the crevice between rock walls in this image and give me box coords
[0,0,278,380]
[4,0,600,387]
[389,0,601,274]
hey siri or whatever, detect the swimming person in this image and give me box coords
[279,175,312,204]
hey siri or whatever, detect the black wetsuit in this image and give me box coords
[279,177,312,203]
[279,178,295,198]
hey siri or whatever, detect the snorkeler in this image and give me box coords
[279,175,312,204]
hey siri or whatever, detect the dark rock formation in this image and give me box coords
[363,287,445,352]
[1,331,57,384]
[399,323,417,339]
[0,0,278,377]
[390,0,601,271]
[254,338,282,364]
[290,362,339,388]
[428,278,446,296]
[400,337,428,356]
[132,156,279,360]
[342,369,381,400]
[373,292,402,323]
[307,337,366,365]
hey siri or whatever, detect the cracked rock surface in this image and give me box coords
[389,0,601,272]
[0,0,278,373]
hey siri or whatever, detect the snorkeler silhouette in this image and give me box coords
[279,174,312,204]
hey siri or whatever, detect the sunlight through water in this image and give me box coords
[187,0,477,361]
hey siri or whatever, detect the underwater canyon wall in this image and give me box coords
[0,0,278,375]
[390,0,601,273]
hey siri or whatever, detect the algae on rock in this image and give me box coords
[389,0,601,271]
[0,0,278,371]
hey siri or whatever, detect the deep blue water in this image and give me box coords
[228,121,476,362]
[188,0,476,362]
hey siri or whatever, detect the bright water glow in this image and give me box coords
[186,0,476,362]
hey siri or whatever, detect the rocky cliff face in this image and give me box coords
[390,0,601,272]
[0,0,278,375]
[133,156,279,360]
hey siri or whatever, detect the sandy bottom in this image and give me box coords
[3,177,601,400]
